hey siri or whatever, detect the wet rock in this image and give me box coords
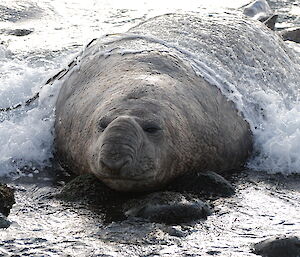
[280,28,300,43]
[0,184,15,216]
[252,235,300,257]
[56,174,134,204]
[57,171,237,225]
[56,174,137,222]
[7,29,33,36]
[124,191,212,224]
[0,213,11,229]
[163,226,187,237]
[168,170,235,198]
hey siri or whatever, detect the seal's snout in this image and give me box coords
[98,116,142,177]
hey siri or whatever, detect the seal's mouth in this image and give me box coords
[94,165,157,191]
[97,158,156,182]
[96,165,155,181]
[100,176,158,192]
[96,174,153,182]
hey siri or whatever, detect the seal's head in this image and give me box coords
[88,85,192,192]
[93,113,169,192]
[86,53,197,192]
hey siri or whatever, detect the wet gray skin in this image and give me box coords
[55,50,252,192]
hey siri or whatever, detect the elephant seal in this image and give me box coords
[56,12,293,192]
[55,50,252,191]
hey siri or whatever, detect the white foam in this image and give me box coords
[243,0,273,20]
[0,45,11,59]
[0,61,44,108]
[0,82,59,176]
[249,102,300,173]
[0,52,76,176]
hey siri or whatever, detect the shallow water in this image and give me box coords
[0,0,300,256]
[1,171,300,256]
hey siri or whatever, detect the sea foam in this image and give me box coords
[0,52,74,176]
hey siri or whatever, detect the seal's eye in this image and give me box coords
[143,125,161,134]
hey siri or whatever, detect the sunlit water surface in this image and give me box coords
[0,0,300,256]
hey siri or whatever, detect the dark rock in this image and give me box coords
[168,170,235,198]
[280,28,300,43]
[261,15,278,31]
[0,184,15,216]
[7,29,34,36]
[0,213,11,229]
[206,250,221,255]
[252,235,300,257]
[124,191,212,224]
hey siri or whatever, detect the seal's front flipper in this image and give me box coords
[168,170,235,198]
